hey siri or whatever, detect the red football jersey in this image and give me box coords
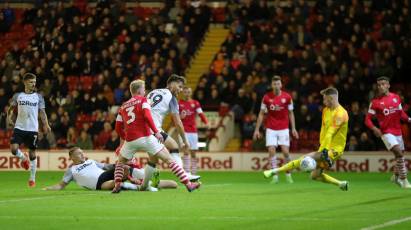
[116,95,152,141]
[261,91,293,130]
[368,93,404,136]
[179,99,204,133]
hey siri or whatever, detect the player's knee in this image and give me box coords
[310,172,320,180]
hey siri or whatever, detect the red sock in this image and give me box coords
[170,161,189,185]
[114,162,125,183]
[396,157,407,180]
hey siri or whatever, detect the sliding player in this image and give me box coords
[43,147,177,191]
[264,87,349,191]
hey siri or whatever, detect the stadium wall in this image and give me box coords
[0,151,409,172]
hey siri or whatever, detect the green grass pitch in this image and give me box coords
[1,171,411,230]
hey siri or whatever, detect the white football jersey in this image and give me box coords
[147,88,179,130]
[62,160,105,190]
[11,92,45,132]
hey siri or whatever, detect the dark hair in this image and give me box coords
[377,76,390,82]
[167,74,186,85]
[271,75,281,82]
[320,87,338,96]
[23,73,37,81]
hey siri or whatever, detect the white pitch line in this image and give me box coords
[360,216,411,230]
[0,193,98,204]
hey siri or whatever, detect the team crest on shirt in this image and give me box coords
[191,103,195,108]
[269,99,273,103]
[281,98,286,103]
[393,98,397,103]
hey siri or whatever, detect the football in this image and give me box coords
[300,156,317,172]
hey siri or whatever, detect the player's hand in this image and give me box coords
[253,131,262,140]
[372,127,382,138]
[43,124,51,134]
[154,132,164,143]
[292,129,299,139]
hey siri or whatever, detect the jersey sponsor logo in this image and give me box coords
[269,104,284,111]
[18,101,38,106]
[75,161,93,173]
[383,107,400,116]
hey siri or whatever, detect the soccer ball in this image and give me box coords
[300,156,317,172]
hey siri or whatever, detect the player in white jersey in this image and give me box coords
[43,147,178,191]
[7,73,51,187]
[146,74,200,181]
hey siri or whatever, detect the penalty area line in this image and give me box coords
[361,216,411,230]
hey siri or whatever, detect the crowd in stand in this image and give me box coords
[194,0,411,151]
[0,0,211,149]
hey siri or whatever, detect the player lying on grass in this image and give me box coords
[43,147,177,191]
[264,87,349,191]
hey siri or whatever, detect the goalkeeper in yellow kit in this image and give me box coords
[264,87,349,191]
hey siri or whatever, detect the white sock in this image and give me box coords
[30,159,37,181]
[142,165,156,189]
[171,153,183,167]
[121,182,138,190]
[15,149,25,160]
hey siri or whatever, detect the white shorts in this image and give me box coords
[120,135,164,159]
[381,134,405,151]
[266,128,290,147]
[179,132,199,150]
[132,168,145,180]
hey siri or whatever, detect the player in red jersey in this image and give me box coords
[365,76,411,188]
[179,87,209,179]
[112,80,201,193]
[253,75,299,184]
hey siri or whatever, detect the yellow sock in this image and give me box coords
[318,173,341,186]
[275,157,302,173]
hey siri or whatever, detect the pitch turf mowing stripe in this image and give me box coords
[360,216,411,230]
[0,215,371,221]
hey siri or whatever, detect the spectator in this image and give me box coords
[105,130,120,151]
[37,132,50,150]
[76,130,93,150]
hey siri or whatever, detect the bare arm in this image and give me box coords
[253,110,265,140]
[7,105,16,126]
[43,181,69,191]
[289,110,299,139]
[39,108,51,133]
[171,113,189,146]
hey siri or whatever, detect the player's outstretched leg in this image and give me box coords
[264,157,302,178]
[311,169,348,191]
[156,148,201,192]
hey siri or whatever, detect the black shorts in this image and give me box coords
[153,131,168,141]
[96,168,115,190]
[10,128,38,150]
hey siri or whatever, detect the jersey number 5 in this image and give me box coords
[125,107,135,124]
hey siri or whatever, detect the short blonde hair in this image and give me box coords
[129,80,145,94]
[320,87,338,96]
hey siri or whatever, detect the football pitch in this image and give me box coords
[1,172,411,230]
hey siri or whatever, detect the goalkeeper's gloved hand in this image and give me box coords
[321,149,333,168]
